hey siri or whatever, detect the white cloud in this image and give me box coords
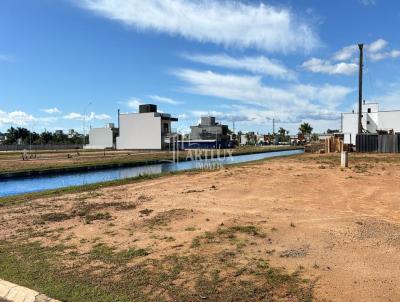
[63,112,111,121]
[368,38,387,53]
[148,95,182,105]
[332,39,400,63]
[125,97,143,111]
[368,47,400,62]
[189,109,253,123]
[302,58,358,75]
[332,45,358,61]
[79,0,319,53]
[0,110,35,126]
[41,107,61,114]
[173,69,353,122]
[182,53,296,80]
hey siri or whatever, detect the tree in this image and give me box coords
[277,127,289,142]
[1,127,83,145]
[278,127,286,137]
[299,122,313,135]
[4,127,30,144]
[40,131,54,144]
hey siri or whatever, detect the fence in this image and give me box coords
[0,144,83,151]
[356,134,400,153]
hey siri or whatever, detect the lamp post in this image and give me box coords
[83,102,92,147]
[29,120,37,155]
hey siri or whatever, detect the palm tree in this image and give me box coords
[299,122,313,135]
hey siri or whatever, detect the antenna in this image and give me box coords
[358,43,364,134]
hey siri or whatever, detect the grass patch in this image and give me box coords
[185,227,196,231]
[143,209,188,228]
[40,212,71,222]
[191,225,266,248]
[0,239,313,302]
[138,208,153,216]
[90,243,150,264]
[84,212,112,224]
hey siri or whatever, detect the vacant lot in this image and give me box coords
[1,153,400,301]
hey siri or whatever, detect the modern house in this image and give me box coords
[116,104,178,150]
[342,102,400,144]
[84,123,118,149]
[184,116,230,148]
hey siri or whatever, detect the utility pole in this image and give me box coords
[358,43,364,134]
[272,118,275,134]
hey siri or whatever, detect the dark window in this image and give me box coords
[367,121,370,125]
[163,123,169,133]
[368,108,371,113]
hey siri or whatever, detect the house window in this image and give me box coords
[368,108,371,113]
[367,121,370,125]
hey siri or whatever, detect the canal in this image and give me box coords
[0,149,304,197]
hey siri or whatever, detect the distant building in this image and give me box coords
[342,102,400,144]
[85,123,118,150]
[68,129,79,139]
[116,104,178,150]
[0,133,5,144]
[190,117,228,140]
[54,130,64,135]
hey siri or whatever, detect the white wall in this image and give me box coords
[85,127,113,149]
[342,104,400,145]
[378,111,400,132]
[240,134,247,145]
[116,113,162,150]
[342,113,358,144]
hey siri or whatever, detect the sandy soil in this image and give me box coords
[1,153,400,301]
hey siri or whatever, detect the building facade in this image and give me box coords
[190,117,229,141]
[116,104,178,150]
[85,123,117,149]
[342,102,400,144]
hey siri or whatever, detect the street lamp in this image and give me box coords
[83,102,92,147]
[29,120,37,156]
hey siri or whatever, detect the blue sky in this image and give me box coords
[1,0,400,134]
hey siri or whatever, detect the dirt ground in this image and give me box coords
[1,153,400,301]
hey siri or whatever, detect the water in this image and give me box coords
[0,149,304,197]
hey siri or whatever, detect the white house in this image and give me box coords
[116,104,178,150]
[342,102,400,144]
[84,123,116,149]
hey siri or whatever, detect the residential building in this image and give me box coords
[190,117,228,140]
[85,123,118,149]
[342,102,400,144]
[68,129,79,139]
[116,104,178,150]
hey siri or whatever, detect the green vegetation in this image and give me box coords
[299,122,313,136]
[89,243,150,264]
[191,225,266,248]
[0,226,313,302]
[1,126,84,145]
